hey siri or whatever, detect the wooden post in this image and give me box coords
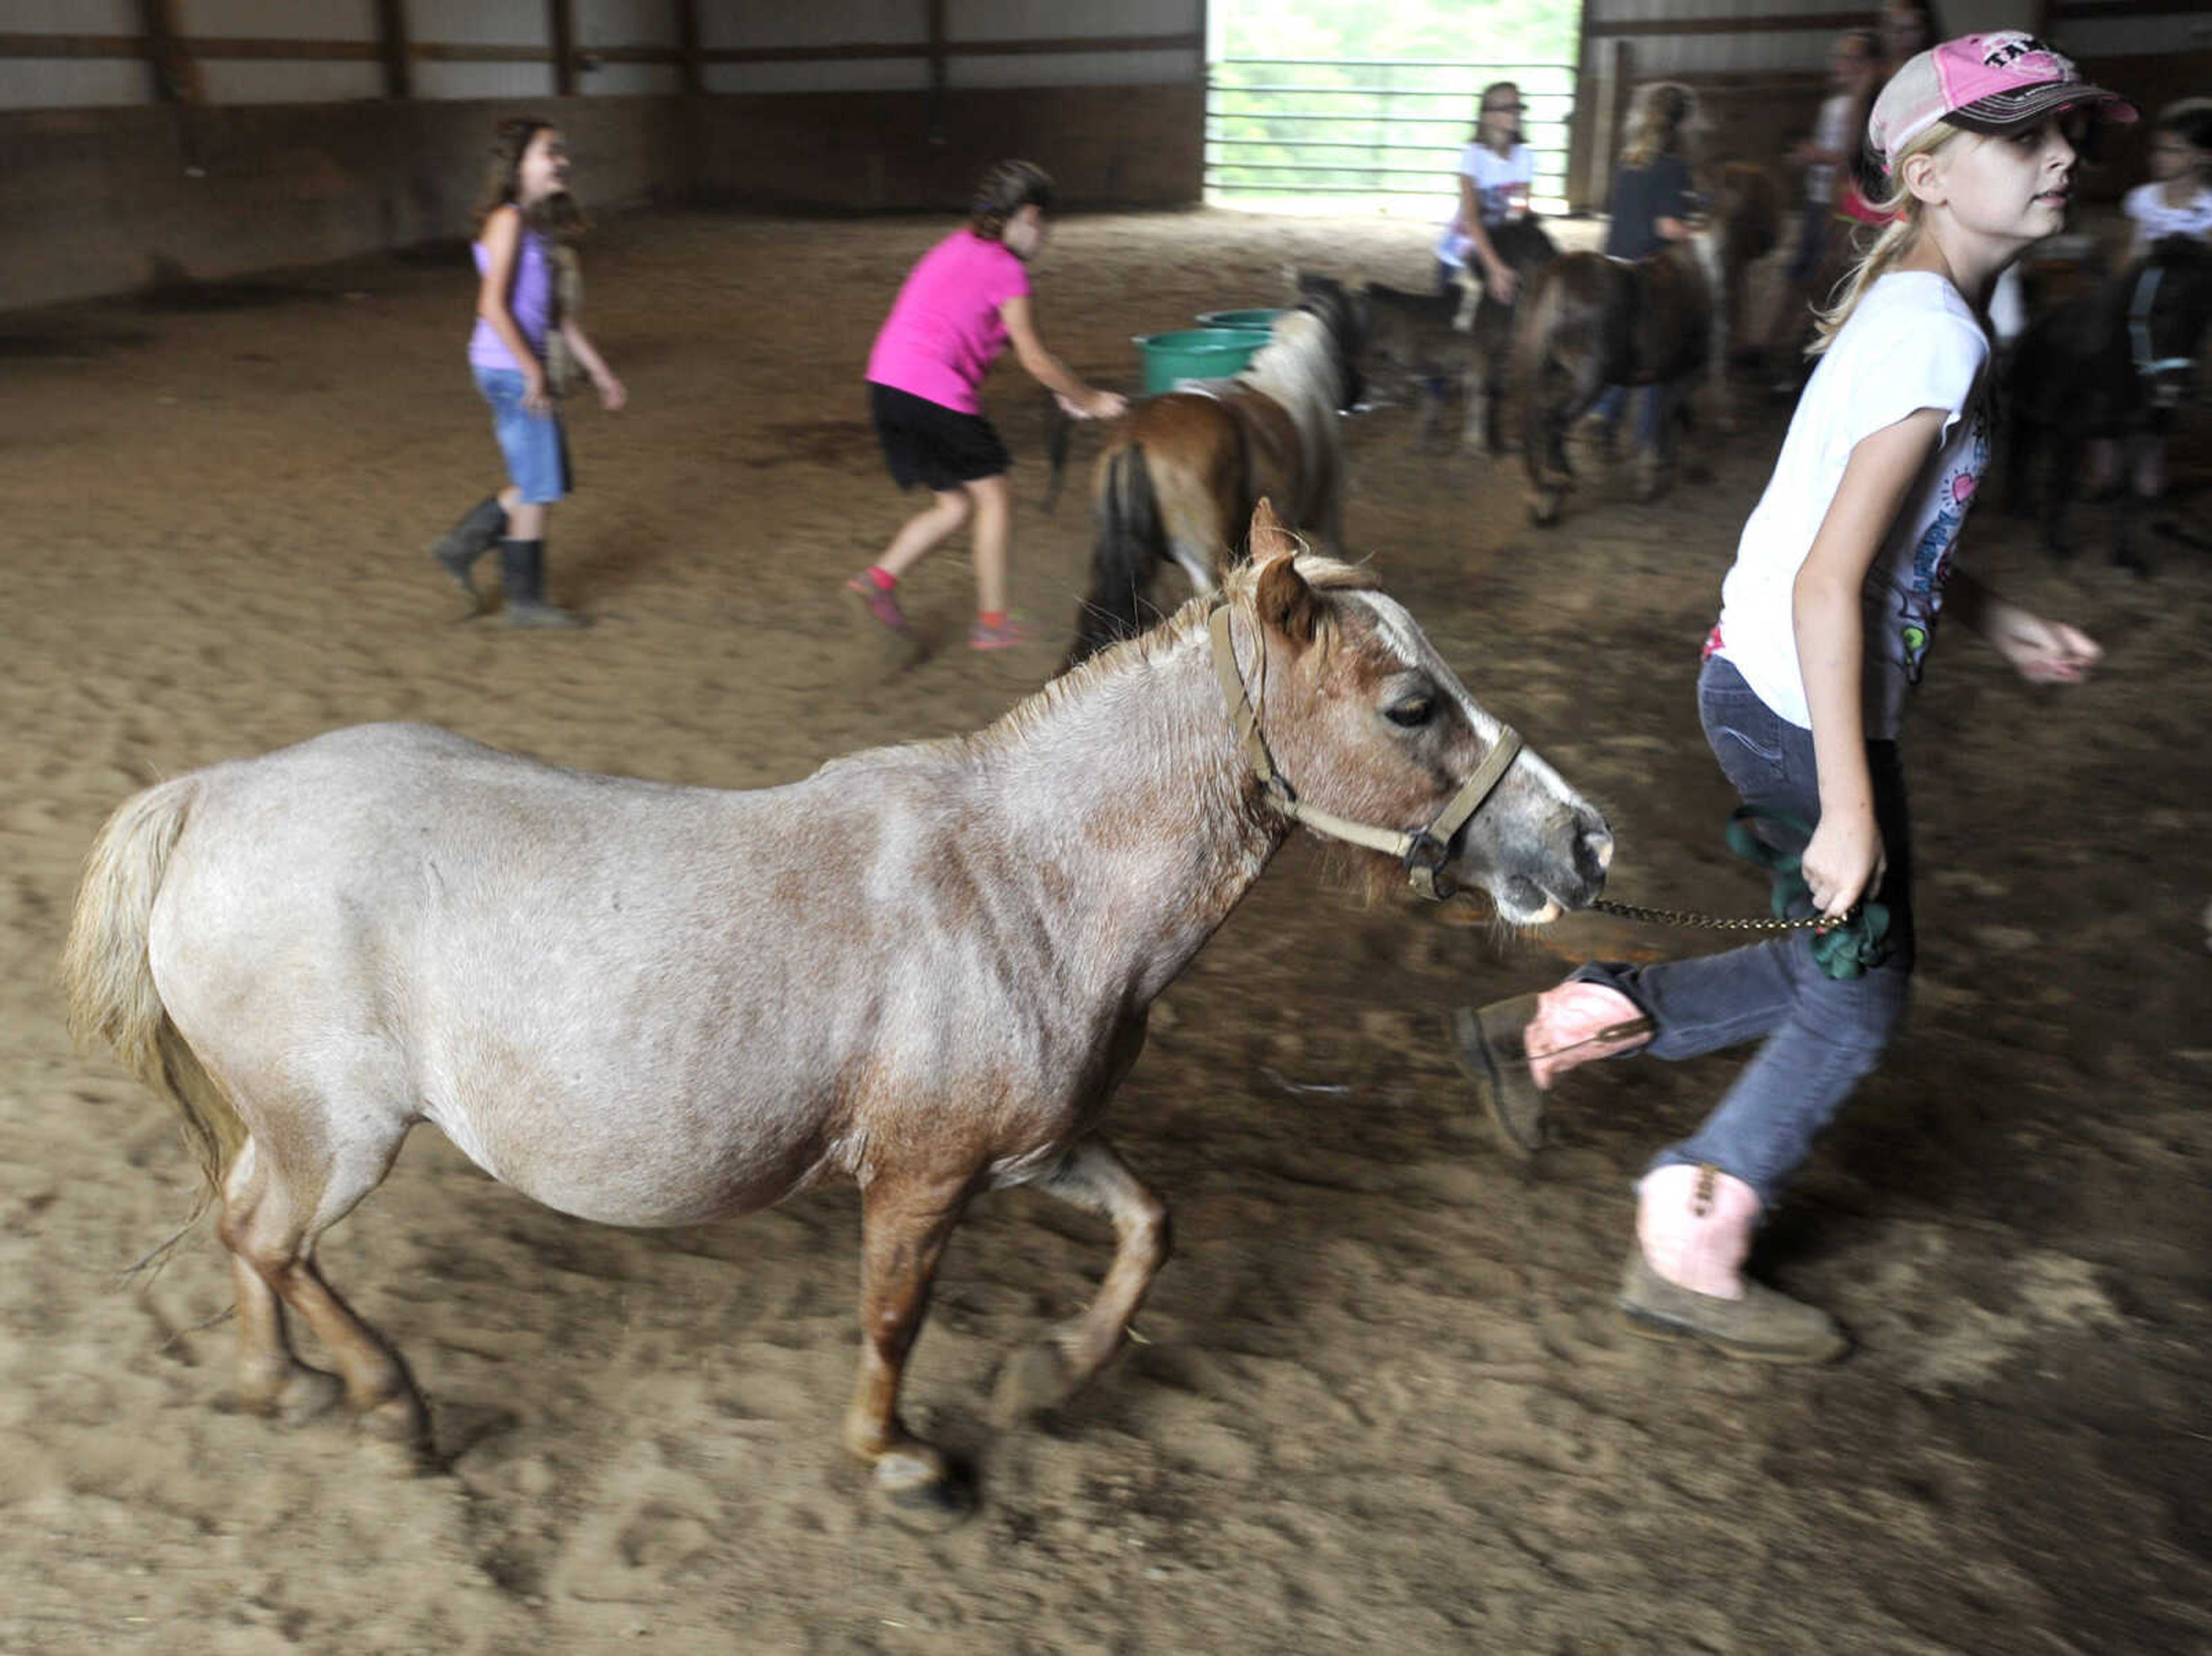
[374,0,411,99]
[1589,38,1633,212]
[134,0,198,104]
[550,0,576,96]
[925,0,947,144]
[676,0,702,96]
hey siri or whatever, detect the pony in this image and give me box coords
[1513,161,1782,525]
[2006,234,2212,574]
[1056,290,1363,669]
[63,502,1612,1527]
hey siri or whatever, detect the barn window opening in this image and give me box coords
[1203,0,1581,219]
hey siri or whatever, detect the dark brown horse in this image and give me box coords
[1514,161,1781,524]
[1058,289,1362,668]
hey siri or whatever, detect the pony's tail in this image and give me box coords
[62,779,244,1242]
[1061,440,1165,672]
[1514,264,1568,486]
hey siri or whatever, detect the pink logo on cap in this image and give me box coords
[1933,31,2077,110]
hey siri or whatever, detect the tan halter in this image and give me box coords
[1207,600,1524,901]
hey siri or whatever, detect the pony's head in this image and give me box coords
[1218,503,1610,924]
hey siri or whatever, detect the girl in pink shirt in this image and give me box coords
[848,161,1124,652]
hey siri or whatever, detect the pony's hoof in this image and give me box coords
[873,1449,974,1532]
[992,1338,1085,1423]
[1527,502,1561,529]
[357,1389,433,1457]
[232,1362,344,1426]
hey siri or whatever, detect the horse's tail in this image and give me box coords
[1061,439,1165,672]
[62,777,244,1234]
[1514,263,1569,492]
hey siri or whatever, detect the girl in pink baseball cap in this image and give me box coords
[1443,33,2127,1364]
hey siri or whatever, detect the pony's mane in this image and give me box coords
[961,554,1383,756]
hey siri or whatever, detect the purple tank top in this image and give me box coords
[467,225,553,371]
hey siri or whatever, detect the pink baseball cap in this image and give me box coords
[1868,31,2135,169]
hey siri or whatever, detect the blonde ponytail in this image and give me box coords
[1806,120,1959,355]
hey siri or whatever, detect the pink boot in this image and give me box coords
[1446,981,1650,1158]
[1618,1164,1849,1363]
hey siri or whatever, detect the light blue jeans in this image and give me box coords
[1570,655,1916,1207]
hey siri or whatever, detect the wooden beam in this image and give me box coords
[1586,11,1874,37]
[375,0,410,98]
[550,0,575,94]
[696,32,1203,65]
[925,0,946,141]
[675,0,701,96]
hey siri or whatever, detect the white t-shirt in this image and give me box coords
[1805,93,1855,207]
[2123,180,2212,244]
[1437,142,1535,265]
[1713,272,1991,740]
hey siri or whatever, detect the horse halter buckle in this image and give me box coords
[1207,600,1524,902]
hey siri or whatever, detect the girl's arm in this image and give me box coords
[1790,406,1949,920]
[556,318,626,411]
[1457,177,1518,302]
[476,206,548,413]
[1001,295,1126,419]
[1942,567,2102,683]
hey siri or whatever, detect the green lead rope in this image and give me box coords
[1725,806,1893,981]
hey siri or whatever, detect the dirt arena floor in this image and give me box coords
[2,204,2209,1655]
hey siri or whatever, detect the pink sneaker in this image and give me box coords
[844,573,907,632]
[968,616,1042,651]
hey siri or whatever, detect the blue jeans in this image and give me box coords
[1592,384,1665,451]
[1571,655,1916,1207]
[475,365,570,505]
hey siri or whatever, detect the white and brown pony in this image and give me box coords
[66,503,1610,1526]
[1058,291,1363,668]
[1514,160,1782,524]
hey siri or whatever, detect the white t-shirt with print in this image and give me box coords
[1712,271,1991,740]
[2124,180,2212,244]
[1437,142,1535,266]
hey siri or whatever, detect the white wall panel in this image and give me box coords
[951,48,1199,87]
[0,0,138,30]
[0,58,146,109]
[700,1,921,50]
[406,0,550,48]
[948,0,1200,38]
[703,56,930,93]
[575,0,679,48]
[175,0,376,37]
[412,59,558,99]
[198,59,383,103]
[581,60,682,94]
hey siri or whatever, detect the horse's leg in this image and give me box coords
[2047,433,2083,559]
[218,1114,424,1451]
[993,1139,1169,1421]
[843,1171,972,1519]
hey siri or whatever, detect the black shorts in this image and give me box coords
[868,381,1010,492]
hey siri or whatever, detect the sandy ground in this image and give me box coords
[2,204,2209,1656]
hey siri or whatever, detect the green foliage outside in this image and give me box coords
[1209,0,1582,210]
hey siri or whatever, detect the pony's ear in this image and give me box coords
[1248,497,1298,563]
[1253,545,1320,647]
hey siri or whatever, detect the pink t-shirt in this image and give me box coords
[865,230,1031,414]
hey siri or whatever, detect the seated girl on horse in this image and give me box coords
[1437,82,1546,303]
[848,160,1124,653]
[1446,33,2126,1363]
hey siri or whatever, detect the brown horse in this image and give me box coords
[1514,161,1781,524]
[64,502,1611,1526]
[1058,290,1362,668]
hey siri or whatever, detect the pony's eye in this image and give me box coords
[1385,698,1434,729]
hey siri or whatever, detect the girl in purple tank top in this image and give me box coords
[430,118,627,628]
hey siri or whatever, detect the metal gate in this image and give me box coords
[1205,57,1577,214]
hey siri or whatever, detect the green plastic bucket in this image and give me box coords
[1134,327,1272,395]
[1195,308,1284,331]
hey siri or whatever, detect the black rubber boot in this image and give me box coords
[498,539,585,630]
[431,497,507,610]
